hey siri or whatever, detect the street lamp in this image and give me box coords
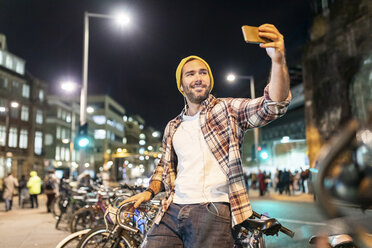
[60,81,79,93]
[80,11,130,174]
[82,11,131,127]
[226,73,259,159]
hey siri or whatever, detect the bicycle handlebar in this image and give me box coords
[252,211,295,238]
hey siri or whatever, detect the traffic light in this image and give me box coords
[75,123,91,149]
[258,144,269,160]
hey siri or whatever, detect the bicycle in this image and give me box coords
[311,111,372,247]
[55,186,92,230]
[77,199,161,248]
[70,185,136,233]
[56,229,91,248]
[234,211,294,248]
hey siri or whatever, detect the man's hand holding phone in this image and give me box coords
[258,24,285,64]
[242,24,285,64]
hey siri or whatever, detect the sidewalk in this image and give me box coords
[0,190,314,248]
[0,195,69,248]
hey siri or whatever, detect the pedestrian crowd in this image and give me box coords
[244,167,312,197]
[1,169,107,212]
[1,170,58,211]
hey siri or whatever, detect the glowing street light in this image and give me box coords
[116,13,130,27]
[86,106,95,114]
[61,81,80,93]
[10,101,19,108]
[226,74,236,82]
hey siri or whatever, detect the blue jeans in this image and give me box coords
[142,202,234,248]
[5,197,12,211]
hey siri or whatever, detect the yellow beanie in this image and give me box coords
[175,55,214,95]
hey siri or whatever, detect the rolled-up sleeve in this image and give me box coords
[228,85,291,131]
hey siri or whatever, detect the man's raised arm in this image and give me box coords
[258,24,290,102]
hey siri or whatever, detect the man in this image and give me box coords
[27,171,41,208]
[121,24,291,247]
[3,172,18,211]
[44,170,59,212]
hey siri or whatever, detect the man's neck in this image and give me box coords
[186,101,202,116]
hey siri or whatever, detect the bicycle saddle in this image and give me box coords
[241,218,282,235]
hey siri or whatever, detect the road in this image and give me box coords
[251,199,326,248]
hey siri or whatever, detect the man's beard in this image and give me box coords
[182,83,211,104]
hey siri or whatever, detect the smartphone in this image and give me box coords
[241,25,271,44]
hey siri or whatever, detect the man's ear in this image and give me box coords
[180,84,184,92]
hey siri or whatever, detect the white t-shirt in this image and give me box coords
[172,111,229,204]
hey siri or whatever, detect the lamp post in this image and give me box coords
[80,12,130,174]
[226,74,259,160]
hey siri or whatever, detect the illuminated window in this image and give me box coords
[21,106,29,121]
[0,125,5,146]
[61,128,66,139]
[45,134,53,146]
[22,84,30,98]
[61,146,65,160]
[34,131,43,155]
[19,129,28,149]
[8,127,18,148]
[66,113,71,123]
[39,89,44,101]
[36,110,43,124]
[55,146,60,160]
[5,55,12,69]
[92,115,106,125]
[56,126,61,139]
[16,61,25,74]
[94,129,106,139]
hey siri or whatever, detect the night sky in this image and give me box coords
[0,0,311,132]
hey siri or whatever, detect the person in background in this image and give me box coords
[18,175,28,208]
[44,170,59,212]
[3,172,18,211]
[258,169,266,196]
[27,171,41,208]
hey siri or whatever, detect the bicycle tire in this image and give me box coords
[56,229,90,248]
[77,225,136,248]
[70,207,100,233]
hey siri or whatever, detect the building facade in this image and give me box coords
[303,0,372,167]
[0,34,47,192]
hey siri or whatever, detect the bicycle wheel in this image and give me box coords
[56,229,90,248]
[77,225,136,248]
[70,207,103,233]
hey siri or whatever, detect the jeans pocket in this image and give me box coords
[205,202,231,222]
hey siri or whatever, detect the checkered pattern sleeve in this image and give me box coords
[227,85,291,131]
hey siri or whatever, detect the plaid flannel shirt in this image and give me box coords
[151,85,291,227]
